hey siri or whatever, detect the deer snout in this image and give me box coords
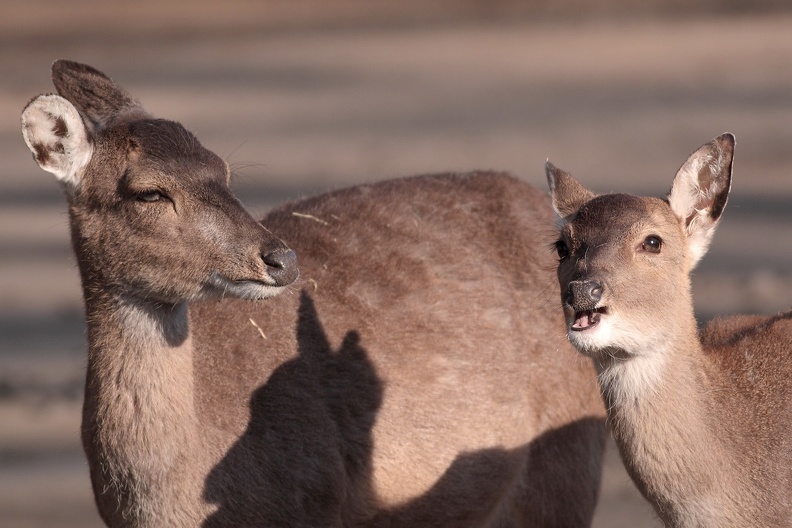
[262,248,299,287]
[565,279,603,311]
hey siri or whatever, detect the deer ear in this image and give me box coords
[667,133,734,268]
[52,59,148,132]
[545,161,596,219]
[21,94,93,188]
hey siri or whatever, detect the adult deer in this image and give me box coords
[546,134,792,527]
[22,60,605,528]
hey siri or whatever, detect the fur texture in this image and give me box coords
[22,60,606,527]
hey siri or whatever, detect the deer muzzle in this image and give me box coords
[565,279,606,331]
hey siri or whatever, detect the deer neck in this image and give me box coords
[81,286,202,525]
[596,318,738,525]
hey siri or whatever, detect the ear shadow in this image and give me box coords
[202,291,383,526]
[367,417,605,528]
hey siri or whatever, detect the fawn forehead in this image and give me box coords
[565,194,678,245]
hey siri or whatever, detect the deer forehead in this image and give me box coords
[568,194,682,246]
[98,119,228,189]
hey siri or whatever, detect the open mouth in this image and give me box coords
[570,307,608,331]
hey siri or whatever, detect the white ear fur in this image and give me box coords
[21,94,93,188]
[667,134,734,268]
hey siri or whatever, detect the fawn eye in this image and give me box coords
[136,190,165,203]
[555,240,570,260]
[642,235,662,253]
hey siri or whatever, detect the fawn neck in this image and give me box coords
[81,284,203,525]
[601,314,740,526]
[595,294,699,406]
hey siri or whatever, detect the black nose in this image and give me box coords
[565,279,603,310]
[262,248,299,287]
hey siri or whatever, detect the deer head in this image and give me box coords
[21,60,298,305]
[545,134,734,360]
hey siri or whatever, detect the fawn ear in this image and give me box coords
[21,94,93,188]
[52,59,148,132]
[668,133,734,268]
[545,161,596,219]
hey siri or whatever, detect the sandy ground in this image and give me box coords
[2,2,791,526]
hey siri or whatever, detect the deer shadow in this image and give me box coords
[368,416,605,528]
[202,291,383,527]
[202,292,605,527]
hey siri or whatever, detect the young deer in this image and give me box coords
[546,134,792,527]
[22,60,606,527]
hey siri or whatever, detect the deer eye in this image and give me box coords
[136,190,165,203]
[642,235,662,253]
[554,240,570,260]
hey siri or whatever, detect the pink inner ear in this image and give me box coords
[669,136,733,229]
[668,141,733,270]
[665,190,719,270]
[668,163,705,224]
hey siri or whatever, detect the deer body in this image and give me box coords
[546,134,792,527]
[22,61,605,527]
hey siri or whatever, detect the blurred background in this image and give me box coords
[2,1,791,526]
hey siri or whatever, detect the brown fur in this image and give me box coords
[22,60,606,528]
[547,134,792,527]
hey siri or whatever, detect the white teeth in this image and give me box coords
[572,310,592,329]
[571,309,603,331]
